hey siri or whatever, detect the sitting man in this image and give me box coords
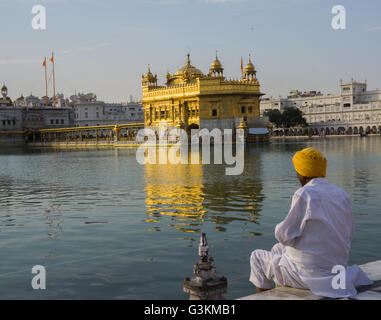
[249,147,373,298]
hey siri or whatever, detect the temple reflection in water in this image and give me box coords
[143,147,264,234]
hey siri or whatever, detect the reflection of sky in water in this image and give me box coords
[0,137,380,299]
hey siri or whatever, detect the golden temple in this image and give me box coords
[141,53,264,132]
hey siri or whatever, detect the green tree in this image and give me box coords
[264,109,282,127]
[281,107,307,128]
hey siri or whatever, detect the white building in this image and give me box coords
[71,92,144,127]
[2,86,143,131]
[0,84,72,131]
[14,93,70,108]
[260,79,381,135]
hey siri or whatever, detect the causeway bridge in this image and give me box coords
[25,123,145,147]
[1,120,269,147]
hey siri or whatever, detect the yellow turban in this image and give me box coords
[292,147,327,178]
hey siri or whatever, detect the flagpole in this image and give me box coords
[44,57,48,107]
[51,52,56,107]
[241,56,243,80]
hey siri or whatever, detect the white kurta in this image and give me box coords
[250,178,373,298]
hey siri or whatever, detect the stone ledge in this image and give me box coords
[237,260,381,300]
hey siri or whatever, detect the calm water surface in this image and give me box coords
[0,137,380,299]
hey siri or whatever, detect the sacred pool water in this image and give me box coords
[0,137,380,299]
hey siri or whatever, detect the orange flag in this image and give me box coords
[50,54,54,63]
[43,57,46,67]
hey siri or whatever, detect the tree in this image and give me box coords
[281,107,307,128]
[264,109,282,127]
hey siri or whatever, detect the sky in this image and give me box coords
[0,0,380,103]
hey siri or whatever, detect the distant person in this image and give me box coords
[249,147,373,298]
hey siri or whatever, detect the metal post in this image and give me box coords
[114,124,120,143]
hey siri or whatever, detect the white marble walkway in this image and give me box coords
[238,260,381,300]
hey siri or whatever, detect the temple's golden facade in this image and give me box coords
[141,54,263,131]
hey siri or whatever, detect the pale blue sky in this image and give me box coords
[0,0,380,102]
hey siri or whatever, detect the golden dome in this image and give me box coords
[211,57,222,70]
[142,65,158,85]
[174,54,204,77]
[145,65,154,77]
[209,52,223,75]
[245,59,255,73]
[244,55,257,80]
[166,54,204,85]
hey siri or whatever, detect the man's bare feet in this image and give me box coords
[256,287,271,293]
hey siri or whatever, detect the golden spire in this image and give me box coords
[142,64,158,86]
[170,53,204,85]
[244,54,256,80]
[209,51,223,76]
